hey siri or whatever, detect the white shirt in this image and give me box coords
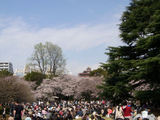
[142,110,148,118]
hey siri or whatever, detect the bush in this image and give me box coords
[0,70,13,77]
[24,72,46,86]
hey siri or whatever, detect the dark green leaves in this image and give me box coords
[100,0,160,105]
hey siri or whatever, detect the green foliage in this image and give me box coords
[90,68,108,77]
[0,70,13,77]
[100,0,160,105]
[100,60,132,104]
[135,89,160,105]
[24,71,46,86]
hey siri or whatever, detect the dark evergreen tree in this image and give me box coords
[100,0,160,105]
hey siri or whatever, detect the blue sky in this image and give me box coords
[0,0,130,75]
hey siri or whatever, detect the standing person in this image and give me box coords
[13,101,24,120]
[2,106,6,119]
[10,102,15,117]
[115,104,124,120]
[107,107,113,118]
[123,102,132,120]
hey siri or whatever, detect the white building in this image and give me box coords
[14,69,25,77]
[14,64,33,77]
[0,62,13,73]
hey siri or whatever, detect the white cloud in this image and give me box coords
[0,17,121,74]
[0,18,121,50]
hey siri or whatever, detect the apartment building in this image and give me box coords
[0,62,13,73]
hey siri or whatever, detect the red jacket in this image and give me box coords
[123,106,132,117]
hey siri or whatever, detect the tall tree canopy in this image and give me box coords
[101,0,160,105]
[30,42,66,76]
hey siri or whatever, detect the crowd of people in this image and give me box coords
[2,100,159,120]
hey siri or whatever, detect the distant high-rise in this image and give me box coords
[0,62,13,73]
